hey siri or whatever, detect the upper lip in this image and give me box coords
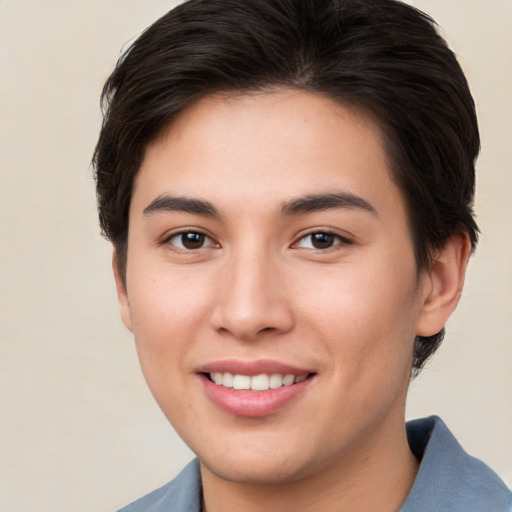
[196,359,314,376]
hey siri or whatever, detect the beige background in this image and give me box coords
[0,1,510,510]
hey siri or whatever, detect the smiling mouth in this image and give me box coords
[206,372,312,391]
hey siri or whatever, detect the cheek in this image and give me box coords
[128,264,210,332]
[298,257,420,369]
[126,271,211,387]
[127,282,207,430]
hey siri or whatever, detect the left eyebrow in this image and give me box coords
[280,192,377,217]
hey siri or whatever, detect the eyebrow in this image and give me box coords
[142,192,376,219]
[143,195,221,218]
[280,192,377,217]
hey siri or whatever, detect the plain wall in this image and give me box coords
[0,1,510,510]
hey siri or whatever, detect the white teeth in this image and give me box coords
[222,372,234,388]
[232,375,251,390]
[269,373,284,389]
[250,374,269,391]
[282,374,295,386]
[209,372,309,391]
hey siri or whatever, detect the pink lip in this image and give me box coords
[196,359,315,418]
[197,358,312,376]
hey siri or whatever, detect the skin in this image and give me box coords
[114,90,470,512]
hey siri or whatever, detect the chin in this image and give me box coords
[200,454,313,486]
[193,430,338,487]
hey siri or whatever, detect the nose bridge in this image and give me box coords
[210,240,294,339]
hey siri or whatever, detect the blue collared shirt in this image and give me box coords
[118,416,512,512]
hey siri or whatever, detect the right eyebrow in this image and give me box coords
[143,195,221,218]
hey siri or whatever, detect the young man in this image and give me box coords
[93,0,511,510]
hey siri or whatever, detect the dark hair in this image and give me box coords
[93,0,479,373]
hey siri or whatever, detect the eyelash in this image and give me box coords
[163,229,351,252]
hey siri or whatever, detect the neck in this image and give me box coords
[200,415,419,512]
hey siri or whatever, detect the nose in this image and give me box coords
[209,250,295,341]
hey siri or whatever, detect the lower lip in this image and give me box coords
[200,375,313,417]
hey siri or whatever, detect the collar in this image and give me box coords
[400,415,511,512]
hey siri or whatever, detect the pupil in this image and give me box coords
[182,232,204,249]
[312,233,334,249]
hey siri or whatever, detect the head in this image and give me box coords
[93,0,479,375]
[93,0,480,491]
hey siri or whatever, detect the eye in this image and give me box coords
[295,231,349,250]
[166,231,216,250]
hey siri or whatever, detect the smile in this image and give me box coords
[201,368,315,417]
[209,372,309,391]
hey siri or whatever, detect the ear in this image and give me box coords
[416,233,472,337]
[112,247,133,332]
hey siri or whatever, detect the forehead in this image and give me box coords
[133,90,405,222]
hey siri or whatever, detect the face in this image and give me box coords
[117,90,433,485]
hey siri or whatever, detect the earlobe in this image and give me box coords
[112,248,133,332]
[416,233,472,337]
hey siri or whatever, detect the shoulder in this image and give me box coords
[117,459,202,512]
[401,416,511,512]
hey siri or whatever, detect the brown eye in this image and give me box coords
[168,231,214,250]
[310,232,336,249]
[296,231,349,250]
